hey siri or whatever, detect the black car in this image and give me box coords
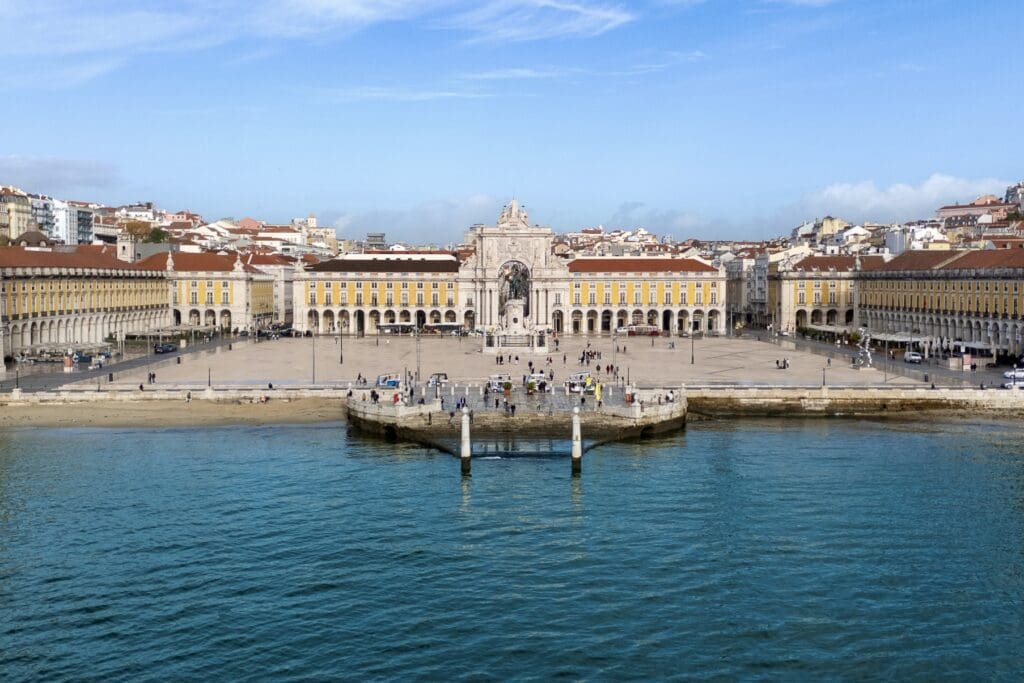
[153,343,177,354]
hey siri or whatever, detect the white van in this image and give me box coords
[903,351,923,364]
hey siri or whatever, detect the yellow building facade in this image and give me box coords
[0,246,167,367]
[858,249,1024,358]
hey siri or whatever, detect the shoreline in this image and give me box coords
[0,398,346,429]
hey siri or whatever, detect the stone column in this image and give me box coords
[571,406,582,475]
[460,406,471,476]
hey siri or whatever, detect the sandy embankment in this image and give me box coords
[0,398,346,429]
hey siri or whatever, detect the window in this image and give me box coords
[664,291,672,305]
[680,290,687,305]
[797,292,805,305]
[386,294,393,306]
[386,282,393,289]
[447,294,454,306]
[309,291,316,305]
[191,292,198,305]
[813,292,821,304]
[828,292,836,304]
[710,292,717,305]
[695,290,703,305]
[634,290,641,305]
[371,294,378,306]
[648,290,657,305]
[619,291,626,304]
[371,281,378,290]
[355,293,363,306]
[416,293,424,306]
[325,291,332,305]
[432,293,439,306]
[417,282,424,289]
[432,282,439,289]
[604,291,612,304]
[206,280,213,289]
[191,280,197,289]
[588,292,596,305]
[401,282,408,289]
[574,293,581,305]
[554,293,562,305]
[221,290,229,304]
[401,293,408,306]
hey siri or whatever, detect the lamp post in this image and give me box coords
[415,326,421,383]
[822,366,826,387]
[690,326,695,365]
[339,321,345,365]
[207,367,211,388]
[312,331,316,385]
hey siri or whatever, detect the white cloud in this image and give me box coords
[0,155,119,194]
[606,201,704,236]
[796,173,1012,223]
[323,195,500,241]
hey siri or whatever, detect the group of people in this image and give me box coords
[495,354,520,365]
[775,358,791,369]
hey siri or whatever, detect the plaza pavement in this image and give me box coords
[88,333,928,389]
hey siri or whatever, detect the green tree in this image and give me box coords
[145,227,168,243]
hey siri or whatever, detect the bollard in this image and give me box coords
[460,407,472,476]
[571,406,582,475]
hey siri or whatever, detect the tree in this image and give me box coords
[145,228,168,243]
[123,220,152,239]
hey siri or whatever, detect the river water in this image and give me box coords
[1,420,1022,680]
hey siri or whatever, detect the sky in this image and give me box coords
[1,0,1021,243]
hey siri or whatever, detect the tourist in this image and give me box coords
[268,382,274,390]
[186,391,192,403]
[494,397,499,409]
[139,384,144,391]
[510,404,516,417]
[563,354,566,364]
[580,395,586,407]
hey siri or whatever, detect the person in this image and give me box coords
[510,404,516,417]
[186,391,192,403]
[268,382,274,390]
[139,384,144,391]
[563,354,566,364]
[494,397,499,409]
[827,358,831,368]
[580,395,586,407]
[776,359,779,369]
[347,389,353,398]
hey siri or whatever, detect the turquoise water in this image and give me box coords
[1,420,1023,680]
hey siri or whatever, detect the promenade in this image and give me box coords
[62,333,938,390]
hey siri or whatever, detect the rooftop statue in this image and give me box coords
[497,198,530,229]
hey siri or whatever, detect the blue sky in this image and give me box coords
[1,0,1021,242]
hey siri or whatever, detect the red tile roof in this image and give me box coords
[941,250,1024,270]
[134,251,264,274]
[0,245,159,271]
[309,258,459,274]
[567,257,716,273]
[872,251,963,272]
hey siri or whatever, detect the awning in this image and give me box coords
[869,332,918,343]
[808,324,850,334]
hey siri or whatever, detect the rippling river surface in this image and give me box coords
[2,420,1023,680]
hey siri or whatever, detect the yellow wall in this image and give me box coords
[3,275,164,317]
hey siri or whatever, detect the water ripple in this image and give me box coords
[1,420,1023,680]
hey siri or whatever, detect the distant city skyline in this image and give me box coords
[2,0,1020,241]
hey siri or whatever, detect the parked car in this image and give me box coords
[903,351,923,364]
[1002,368,1024,379]
[153,343,177,354]
[428,372,449,387]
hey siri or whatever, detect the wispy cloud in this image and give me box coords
[0,155,119,194]
[458,66,573,80]
[1,1,637,88]
[448,1,635,43]
[324,86,492,102]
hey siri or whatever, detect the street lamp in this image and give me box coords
[339,321,345,365]
[312,331,316,384]
[690,326,695,365]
